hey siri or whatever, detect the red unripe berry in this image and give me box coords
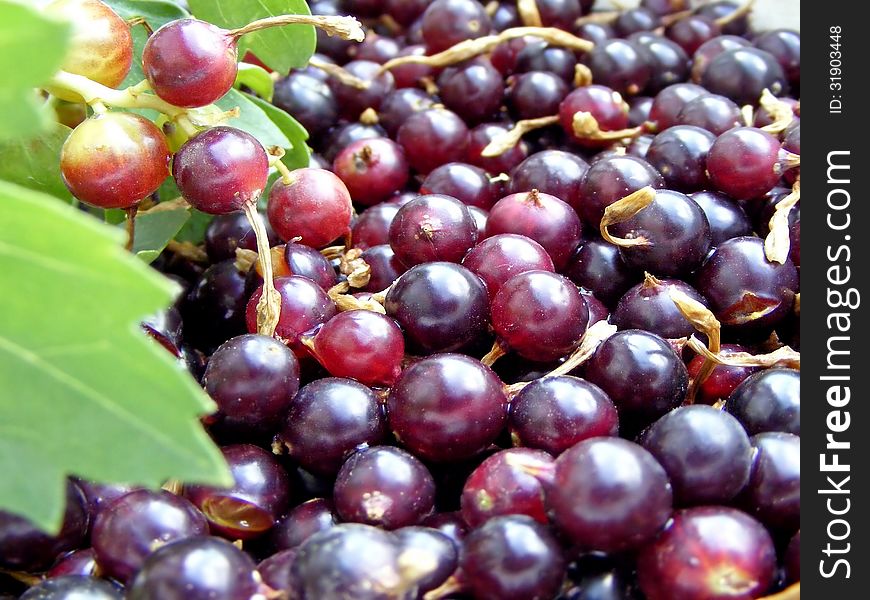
[143,18,238,108]
[46,0,133,101]
[60,113,169,209]
[267,169,353,248]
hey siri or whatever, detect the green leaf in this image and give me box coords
[235,62,275,102]
[107,0,190,90]
[0,123,74,204]
[104,208,127,225]
[215,88,290,149]
[175,208,213,244]
[103,0,190,25]
[156,174,181,202]
[188,0,316,74]
[245,93,310,169]
[0,181,230,532]
[0,1,71,140]
[131,208,190,263]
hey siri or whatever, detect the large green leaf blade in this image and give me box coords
[0,0,71,139]
[0,181,230,532]
[0,123,74,204]
[215,88,290,149]
[245,93,310,169]
[188,0,316,74]
[131,208,191,263]
[235,62,275,102]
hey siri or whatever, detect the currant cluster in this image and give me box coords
[2,0,800,598]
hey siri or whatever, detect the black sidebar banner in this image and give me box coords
[803,2,869,598]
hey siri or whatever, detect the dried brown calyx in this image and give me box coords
[764,177,800,264]
[758,89,796,134]
[669,288,721,404]
[686,337,800,370]
[338,248,372,289]
[327,281,387,314]
[166,240,209,263]
[642,271,663,289]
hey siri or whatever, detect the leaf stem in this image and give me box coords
[229,14,365,42]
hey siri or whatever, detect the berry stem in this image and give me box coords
[502,451,557,485]
[268,148,294,185]
[229,14,365,42]
[572,111,643,142]
[574,64,593,87]
[126,16,155,36]
[174,114,201,138]
[309,57,371,89]
[422,575,465,600]
[715,0,756,27]
[0,568,41,587]
[481,340,508,367]
[599,186,656,247]
[544,320,618,377]
[369,282,393,304]
[124,205,138,252]
[90,101,108,114]
[243,202,282,337]
[516,0,543,27]
[659,8,694,27]
[379,26,594,74]
[573,11,620,27]
[49,70,186,118]
[740,104,754,127]
[758,89,796,134]
[481,115,559,157]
